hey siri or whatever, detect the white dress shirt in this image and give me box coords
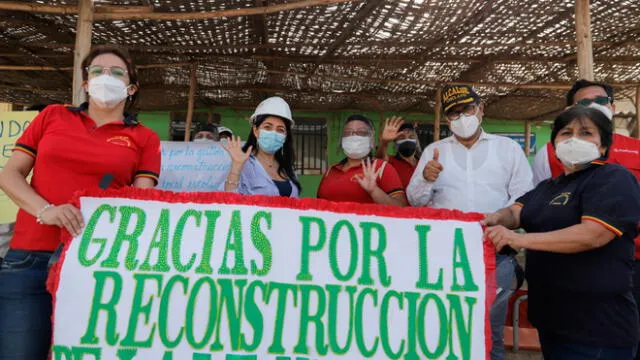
[407,131,534,213]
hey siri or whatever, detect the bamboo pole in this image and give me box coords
[434,88,442,142]
[0,63,190,71]
[19,40,640,53]
[183,64,198,142]
[72,0,93,106]
[0,0,360,20]
[0,1,77,14]
[636,86,640,139]
[575,0,594,80]
[524,120,532,156]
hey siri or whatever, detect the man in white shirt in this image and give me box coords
[407,85,533,360]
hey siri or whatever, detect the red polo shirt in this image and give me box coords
[317,158,404,204]
[11,104,161,252]
[387,155,417,189]
[546,134,640,258]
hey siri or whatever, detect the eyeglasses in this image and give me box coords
[576,96,611,106]
[445,104,478,121]
[86,65,128,78]
[343,129,371,137]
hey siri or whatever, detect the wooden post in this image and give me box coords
[72,0,93,106]
[575,0,594,80]
[636,86,640,139]
[524,120,532,156]
[434,88,442,141]
[183,63,197,142]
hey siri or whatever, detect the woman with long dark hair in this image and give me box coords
[222,96,301,197]
[0,45,161,358]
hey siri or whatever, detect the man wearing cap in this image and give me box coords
[532,79,640,360]
[193,123,217,143]
[407,85,533,360]
[217,126,233,142]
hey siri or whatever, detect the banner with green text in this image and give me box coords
[48,188,496,360]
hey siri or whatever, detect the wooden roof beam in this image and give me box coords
[0,63,191,71]
[0,0,362,21]
[575,0,594,80]
[0,2,152,14]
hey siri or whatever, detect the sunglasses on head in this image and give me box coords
[576,96,611,106]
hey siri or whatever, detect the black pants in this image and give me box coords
[633,260,640,360]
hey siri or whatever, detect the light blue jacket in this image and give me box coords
[235,156,300,198]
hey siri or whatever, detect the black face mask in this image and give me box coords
[397,140,417,157]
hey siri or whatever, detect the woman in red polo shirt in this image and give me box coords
[0,46,161,359]
[317,115,407,206]
[375,116,421,188]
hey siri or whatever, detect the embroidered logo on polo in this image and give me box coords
[549,192,571,206]
[106,136,133,148]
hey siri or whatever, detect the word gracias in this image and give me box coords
[59,204,480,360]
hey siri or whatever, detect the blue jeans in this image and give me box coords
[490,254,516,360]
[540,330,636,360]
[0,249,53,359]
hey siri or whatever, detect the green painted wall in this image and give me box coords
[139,108,552,197]
[138,111,171,140]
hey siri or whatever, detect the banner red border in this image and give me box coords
[47,187,496,359]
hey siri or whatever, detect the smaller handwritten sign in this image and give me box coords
[0,111,37,223]
[157,141,231,192]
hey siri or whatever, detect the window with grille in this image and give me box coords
[169,111,220,141]
[416,123,452,148]
[292,118,327,175]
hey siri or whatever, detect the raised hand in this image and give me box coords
[222,136,253,167]
[423,148,443,182]
[355,158,379,194]
[381,116,404,143]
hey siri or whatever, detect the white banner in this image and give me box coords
[50,190,493,360]
[158,141,231,192]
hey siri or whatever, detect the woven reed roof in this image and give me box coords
[1,0,639,120]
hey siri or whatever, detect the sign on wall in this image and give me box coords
[0,111,36,223]
[157,141,231,192]
[48,189,495,360]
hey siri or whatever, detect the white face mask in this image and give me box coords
[193,138,215,144]
[450,113,480,139]
[88,74,129,109]
[587,102,613,120]
[555,137,601,167]
[341,136,371,159]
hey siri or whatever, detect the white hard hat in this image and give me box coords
[217,126,233,135]
[250,96,294,126]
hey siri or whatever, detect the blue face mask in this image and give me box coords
[257,130,286,154]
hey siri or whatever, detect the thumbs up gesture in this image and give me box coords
[423,148,443,182]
